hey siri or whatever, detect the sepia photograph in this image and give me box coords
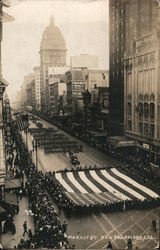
[0,0,160,249]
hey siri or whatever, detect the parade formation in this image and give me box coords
[1,1,160,249]
[28,128,83,154]
[0,111,159,249]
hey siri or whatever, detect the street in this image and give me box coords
[21,117,160,249]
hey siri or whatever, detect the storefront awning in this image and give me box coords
[4,192,17,206]
[5,178,21,190]
[109,136,136,148]
[87,130,107,136]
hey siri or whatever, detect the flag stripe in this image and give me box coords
[82,193,105,205]
[73,171,95,193]
[100,170,145,200]
[95,193,116,203]
[65,192,79,205]
[78,171,101,193]
[67,172,87,194]
[77,193,91,204]
[96,170,136,200]
[81,193,99,204]
[89,170,131,200]
[86,193,109,204]
[101,192,121,202]
[61,172,82,193]
[84,171,121,202]
[108,169,152,200]
[111,168,159,198]
[66,192,86,205]
[85,170,109,192]
[55,173,74,193]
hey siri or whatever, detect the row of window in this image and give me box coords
[139,123,154,137]
[127,102,155,119]
[111,69,124,78]
[127,120,155,137]
[112,57,124,65]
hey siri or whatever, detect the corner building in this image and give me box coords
[124,0,160,159]
[40,16,66,113]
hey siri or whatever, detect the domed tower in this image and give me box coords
[40,16,66,111]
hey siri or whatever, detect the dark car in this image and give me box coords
[70,155,80,165]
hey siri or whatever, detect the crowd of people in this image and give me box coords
[11,125,73,249]
[7,114,160,250]
[0,140,24,236]
[117,154,160,194]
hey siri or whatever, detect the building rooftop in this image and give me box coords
[40,16,66,51]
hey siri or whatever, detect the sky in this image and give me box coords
[2,0,109,101]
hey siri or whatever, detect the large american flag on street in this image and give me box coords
[14,113,29,131]
[53,168,159,206]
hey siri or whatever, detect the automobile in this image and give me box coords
[70,155,80,165]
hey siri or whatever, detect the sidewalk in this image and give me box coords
[1,195,34,248]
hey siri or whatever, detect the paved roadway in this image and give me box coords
[22,117,160,249]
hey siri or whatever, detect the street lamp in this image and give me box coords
[32,138,39,170]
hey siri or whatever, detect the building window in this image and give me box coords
[139,122,143,134]
[150,124,154,138]
[138,102,143,118]
[144,102,149,119]
[150,102,155,119]
[128,120,132,131]
[127,102,132,116]
[144,123,149,136]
